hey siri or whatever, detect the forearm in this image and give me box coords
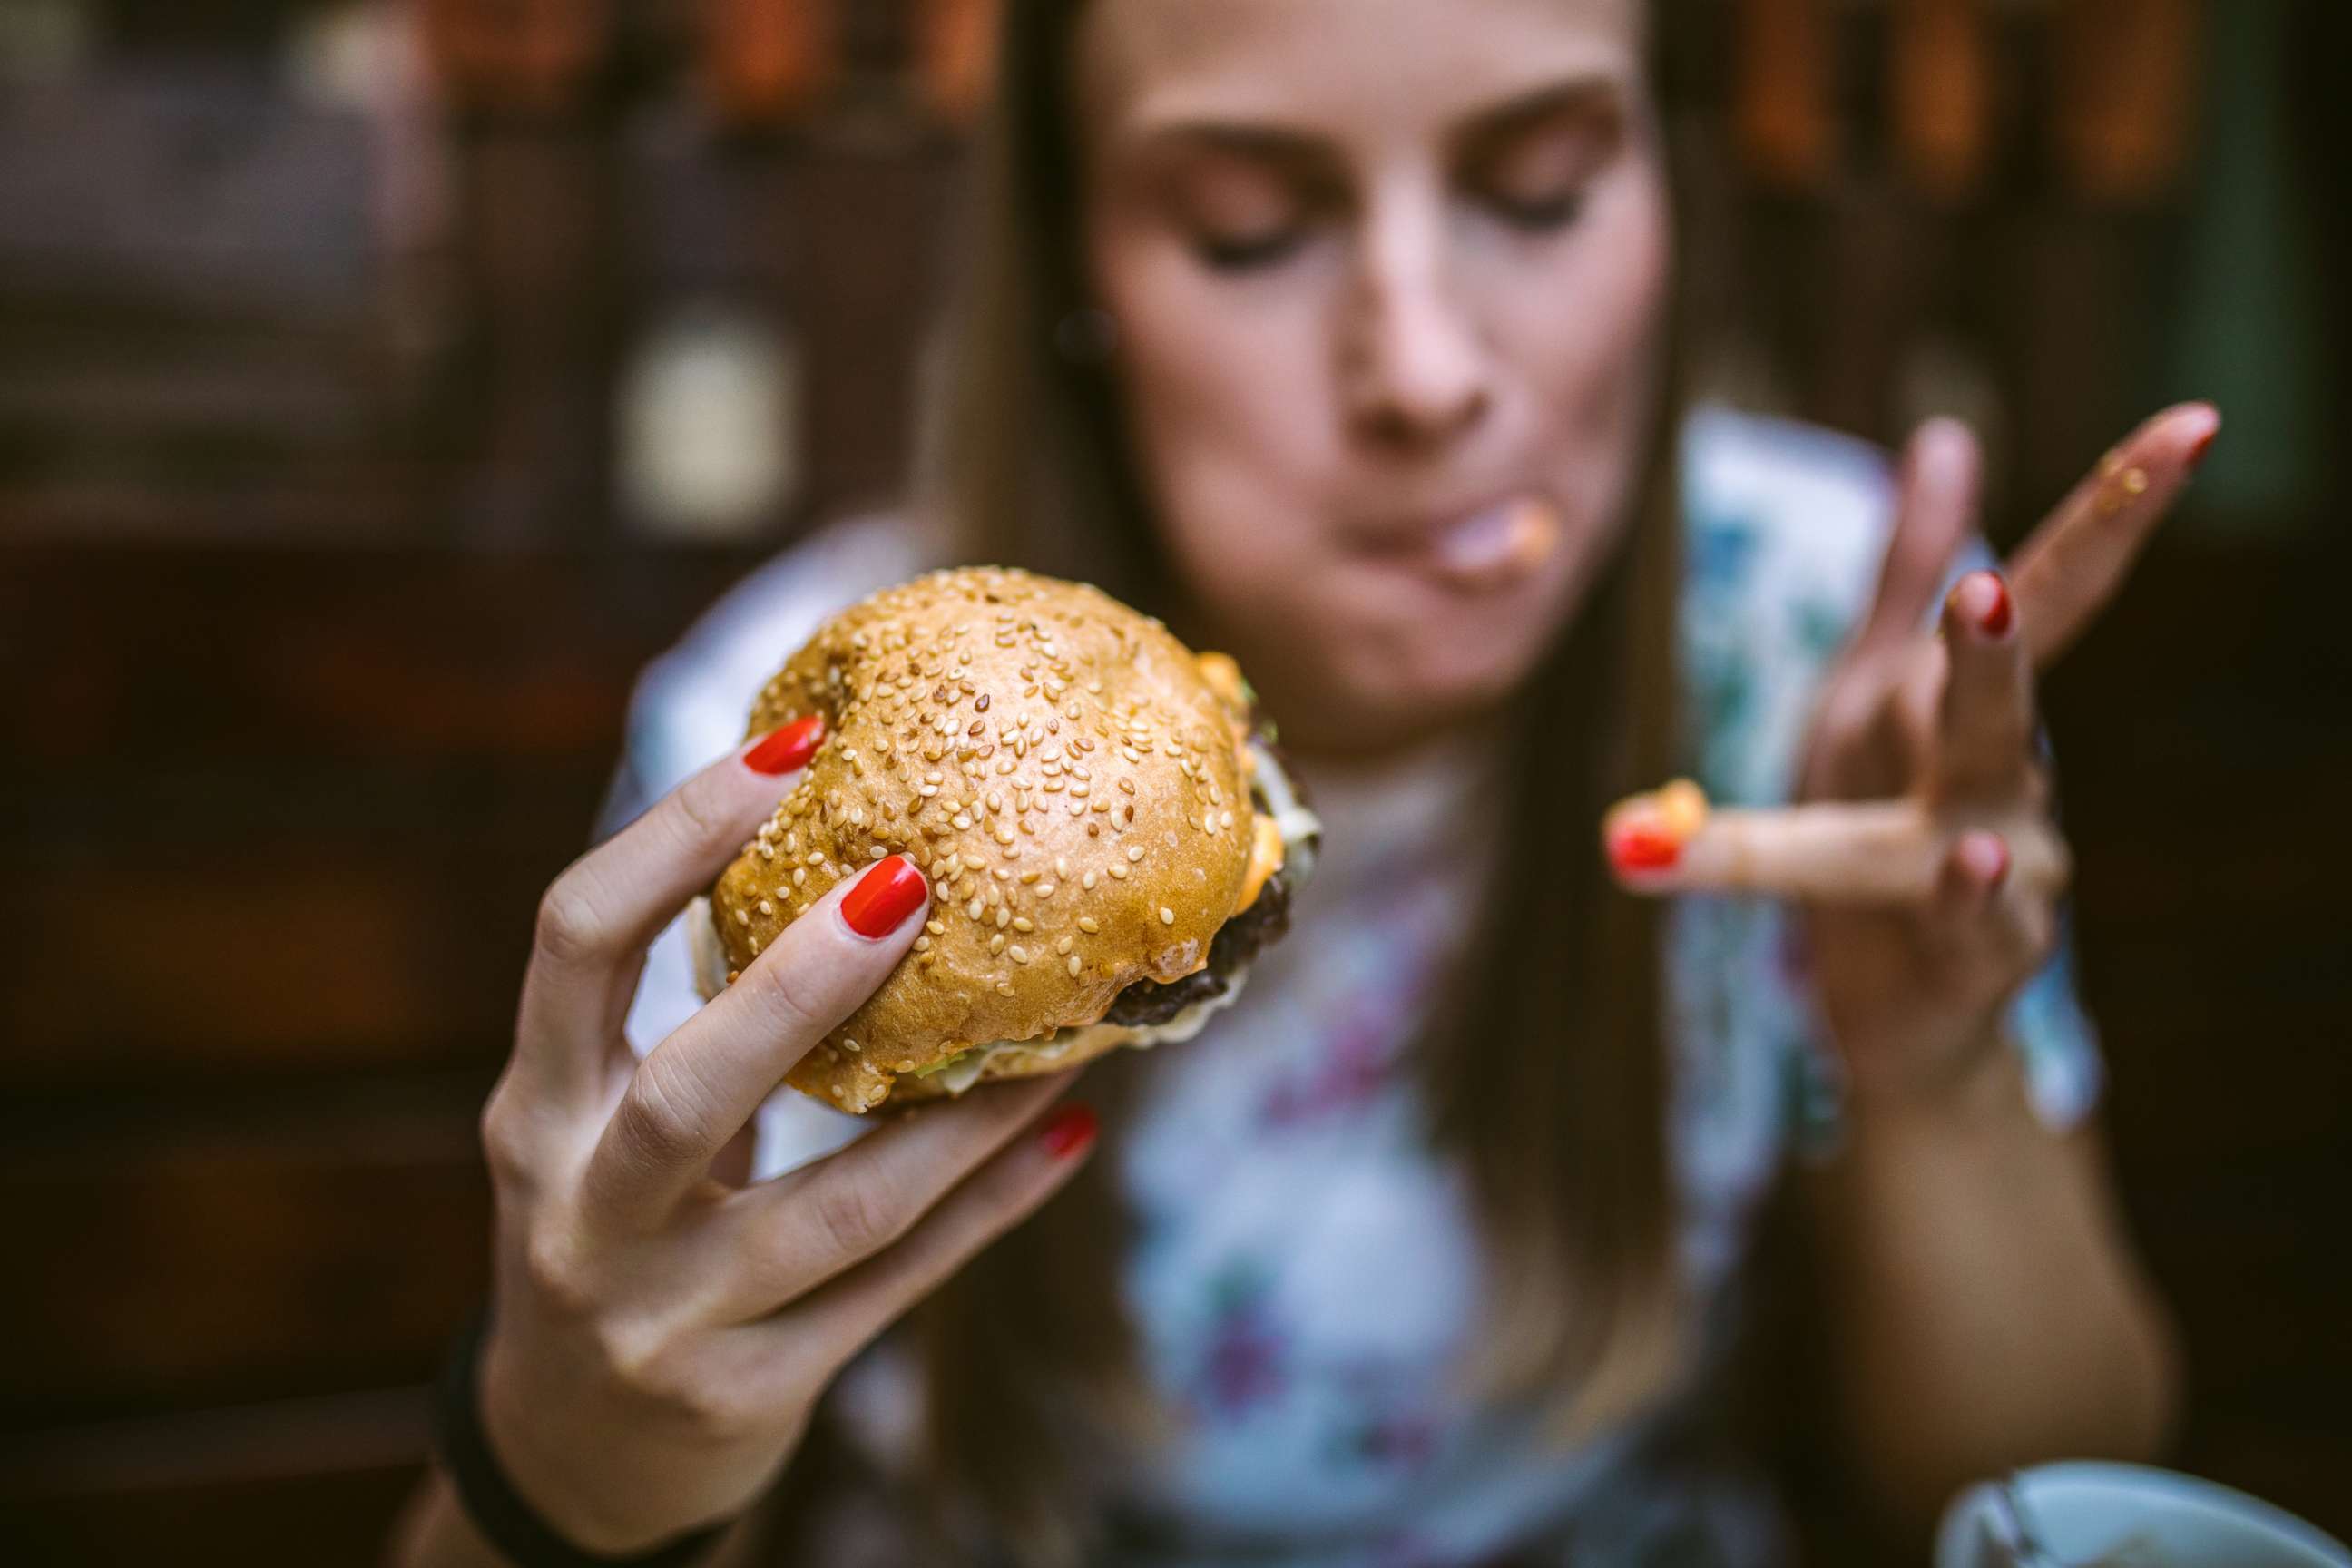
[1802,1042,2180,1530]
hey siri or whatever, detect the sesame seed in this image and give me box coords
[1083,871,1098,889]
[995,906,1012,928]
[914,936,932,952]
[926,919,946,936]
[1037,881,1057,898]
[758,898,775,915]
[1126,846,1144,862]
[1109,863,1129,879]
[1009,945,1029,964]
[1013,916,1035,932]
[990,934,1005,955]
[967,898,985,919]
[1068,956,1083,977]
[1055,857,1071,878]
[1057,936,1074,955]
[735,908,750,926]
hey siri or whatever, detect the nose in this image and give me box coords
[1339,201,1494,451]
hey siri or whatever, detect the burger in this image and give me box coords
[687,566,1319,1112]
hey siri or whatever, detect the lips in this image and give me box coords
[1357,493,1565,593]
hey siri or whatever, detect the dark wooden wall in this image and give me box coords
[5,3,2348,1563]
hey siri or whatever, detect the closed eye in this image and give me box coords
[1196,227,1309,272]
[1488,189,1586,232]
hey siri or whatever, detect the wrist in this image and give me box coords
[455,1312,727,1564]
[1840,1020,2024,1135]
[476,1327,657,1556]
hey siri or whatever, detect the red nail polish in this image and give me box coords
[840,855,926,937]
[1981,836,2012,890]
[745,715,824,776]
[1038,1103,1098,1159]
[2188,424,2219,470]
[1608,819,1681,874]
[1975,574,2014,638]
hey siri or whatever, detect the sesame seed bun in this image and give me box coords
[702,567,1283,1113]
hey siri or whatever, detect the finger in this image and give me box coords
[1924,832,2057,992]
[1931,828,2013,919]
[1933,572,2034,801]
[515,717,825,1105]
[1606,791,2070,905]
[715,1073,1075,1318]
[761,1100,1100,1375]
[583,852,931,1224]
[2007,403,2219,670]
[1852,419,1982,665]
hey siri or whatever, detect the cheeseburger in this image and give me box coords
[688,567,1318,1112]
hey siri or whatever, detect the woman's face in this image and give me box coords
[1076,0,1669,754]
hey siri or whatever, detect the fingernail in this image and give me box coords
[1968,573,2013,638]
[1037,1103,1099,1159]
[1969,832,2012,892]
[840,854,927,938]
[1607,816,1681,874]
[745,715,824,776]
[2188,421,2220,472]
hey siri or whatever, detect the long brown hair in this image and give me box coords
[905,3,1689,1559]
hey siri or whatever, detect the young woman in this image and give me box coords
[396,1,2195,1562]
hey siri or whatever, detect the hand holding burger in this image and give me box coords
[410,569,1310,1561]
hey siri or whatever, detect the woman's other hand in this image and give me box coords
[468,725,1096,1552]
[1605,403,2219,1107]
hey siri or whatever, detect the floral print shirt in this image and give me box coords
[607,407,2100,1567]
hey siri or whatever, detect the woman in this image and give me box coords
[396,0,2194,1562]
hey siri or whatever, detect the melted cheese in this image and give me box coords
[1236,812,1284,913]
[1195,651,1248,711]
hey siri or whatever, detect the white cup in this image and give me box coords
[1938,1462,2350,1568]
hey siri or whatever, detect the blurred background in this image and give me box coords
[1,1,2345,1562]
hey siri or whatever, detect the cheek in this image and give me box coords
[1093,236,1342,577]
[1510,190,1671,481]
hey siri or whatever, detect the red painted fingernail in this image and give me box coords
[1037,1103,1098,1159]
[744,714,824,776]
[1607,818,1681,874]
[840,854,926,938]
[1974,573,2013,638]
[2188,424,2219,471]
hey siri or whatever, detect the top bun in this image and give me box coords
[707,567,1259,1112]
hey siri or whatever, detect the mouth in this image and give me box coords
[1354,493,1566,593]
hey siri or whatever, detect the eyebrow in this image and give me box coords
[1128,75,1627,170]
